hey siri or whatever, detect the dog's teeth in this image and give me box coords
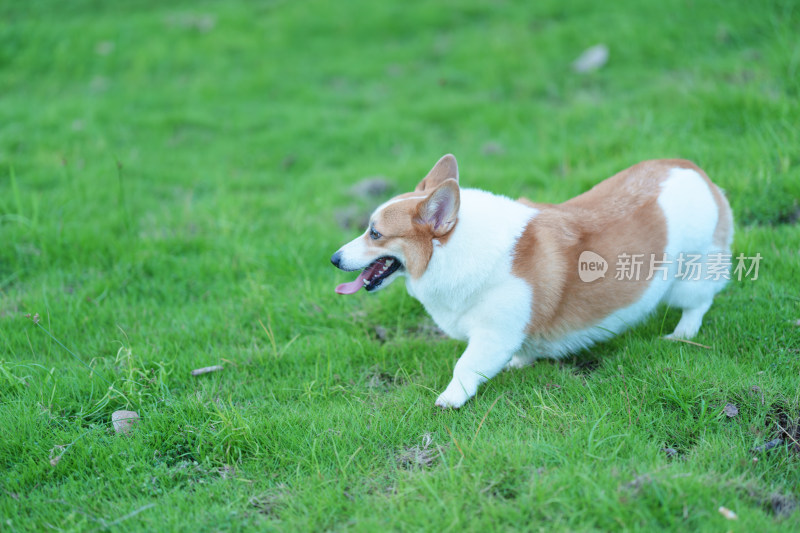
[363,279,369,286]
[385,259,393,266]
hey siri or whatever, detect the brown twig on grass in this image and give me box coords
[443,426,464,459]
[473,394,502,443]
[662,337,712,349]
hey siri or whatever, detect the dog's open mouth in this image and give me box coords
[336,256,402,295]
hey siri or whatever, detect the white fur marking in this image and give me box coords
[373,195,427,218]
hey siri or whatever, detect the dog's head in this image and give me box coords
[331,154,461,294]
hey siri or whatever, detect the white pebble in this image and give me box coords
[112,410,140,436]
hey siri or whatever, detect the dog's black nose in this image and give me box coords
[330,251,342,268]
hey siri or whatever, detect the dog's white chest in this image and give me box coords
[404,189,537,343]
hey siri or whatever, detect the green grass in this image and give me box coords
[2,0,799,530]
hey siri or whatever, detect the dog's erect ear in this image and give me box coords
[416,179,460,236]
[415,154,459,192]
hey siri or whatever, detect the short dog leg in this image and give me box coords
[664,301,712,340]
[435,332,520,409]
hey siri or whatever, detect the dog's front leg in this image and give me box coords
[435,331,520,409]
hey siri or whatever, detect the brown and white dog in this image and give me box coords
[331,155,733,408]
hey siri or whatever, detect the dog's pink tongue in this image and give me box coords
[336,271,366,295]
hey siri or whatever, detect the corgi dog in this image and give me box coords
[331,155,733,408]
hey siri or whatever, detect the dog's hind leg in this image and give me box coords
[506,340,542,369]
[665,301,712,340]
[663,277,724,340]
[506,353,533,370]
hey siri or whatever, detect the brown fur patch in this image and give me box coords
[511,160,716,336]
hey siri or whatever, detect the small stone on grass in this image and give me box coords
[112,410,140,436]
[191,365,224,376]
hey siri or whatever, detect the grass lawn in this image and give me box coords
[2,0,800,530]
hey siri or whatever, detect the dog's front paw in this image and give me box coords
[434,381,473,409]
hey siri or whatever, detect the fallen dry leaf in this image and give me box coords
[249,484,288,517]
[95,41,114,56]
[572,44,609,73]
[217,464,236,479]
[349,177,392,199]
[623,473,653,491]
[718,506,738,520]
[396,433,441,469]
[49,444,66,466]
[164,13,216,32]
[112,410,140,436]
[723,403,739,417]
[334,206,371,230]
[752,437,784,453]
[373,325,388,342]
[481,141,505,156]
[661,447,678,458]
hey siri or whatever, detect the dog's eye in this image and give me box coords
[370,227,382,240]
